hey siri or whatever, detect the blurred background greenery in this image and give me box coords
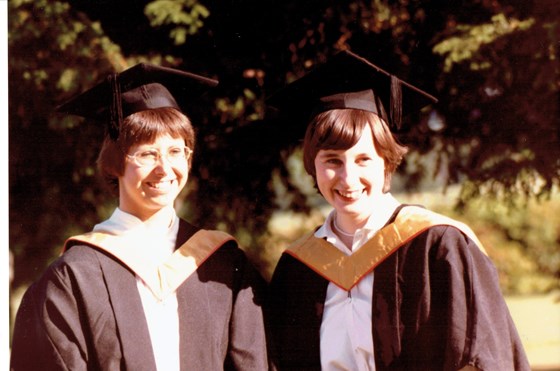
[8,0,560,368]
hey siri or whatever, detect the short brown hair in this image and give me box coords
[97,107,195,195]
[302,109,408,193]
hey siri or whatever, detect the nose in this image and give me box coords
[338,162,360,185]
[153,154,174,173]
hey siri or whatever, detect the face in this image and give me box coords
[119,134,190,221]
[314,125,386,226]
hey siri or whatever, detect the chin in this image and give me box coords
[147,197,175,209]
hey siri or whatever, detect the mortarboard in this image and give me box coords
[57,63,219,140]
[266,50,437,130]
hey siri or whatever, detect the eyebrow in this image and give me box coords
[135,143,184,149]
[318,149,374,158]
[317,150,341,158]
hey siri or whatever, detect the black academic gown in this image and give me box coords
[266,208,530,371]
[10,220,268,371]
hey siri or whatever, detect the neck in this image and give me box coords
[333,217,354,237]
[331,217,355,251]
[119,205,175,227]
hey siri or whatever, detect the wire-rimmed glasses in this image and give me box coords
[126,146,193,167]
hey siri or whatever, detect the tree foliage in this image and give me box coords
[427,5,560,204]
[144,0,210,45]
[9,0,560,290]
[9,0,125,285]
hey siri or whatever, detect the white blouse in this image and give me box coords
[93,206,180,371]
[315,210,378,371]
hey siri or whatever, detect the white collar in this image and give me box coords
[93,206,179,261]
[94,206,177,235]
[315,193,401,254]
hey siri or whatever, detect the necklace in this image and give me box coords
[333,218,355,237]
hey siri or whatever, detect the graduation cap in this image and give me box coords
[57,63,219,140]
[267,50,437,131]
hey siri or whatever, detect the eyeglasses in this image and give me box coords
[126,146,193,167]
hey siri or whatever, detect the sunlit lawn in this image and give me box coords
[507,292,560,370]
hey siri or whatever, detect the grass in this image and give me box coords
[506,292,560,370]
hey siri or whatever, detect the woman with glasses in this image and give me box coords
[10,64,269,370]
[266,51,529,370]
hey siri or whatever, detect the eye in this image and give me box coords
[326,158,342,165]
[138,150,159,160]
[357,156,372,165]
[168,147,185,158]
[319,155,341,166]
[317,150,343,166]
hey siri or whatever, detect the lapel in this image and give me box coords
[97,254,158,370]
[64,227,235,301]
[285,205,486,291]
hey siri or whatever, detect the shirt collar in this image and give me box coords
[314,211,369,255]
[95,206,176,234]
[315,194,401,254]
[93,206,179,259]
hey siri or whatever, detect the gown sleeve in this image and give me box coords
[10,264,89,371]
[431,226,531,370]
[225,247,270,371]
[266,253,327,370]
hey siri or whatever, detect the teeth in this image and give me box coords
[337,190,361,199]
[149,180,174,189]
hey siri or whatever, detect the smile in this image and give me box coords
[146,180,175,190]
[336,189,363,201]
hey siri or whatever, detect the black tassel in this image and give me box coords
[390,75,402,130]
[108,73,122,141]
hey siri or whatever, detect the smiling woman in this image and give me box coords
[96,107,194,221]
[265,50,530,370]
[119,133,189,220]
[311,112,402,240]
[10,64,269,370]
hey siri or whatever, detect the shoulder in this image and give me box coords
[20,245,108,304]
[178,219,239,251]
[62,243,109,260]
[272,245,322,282]
[190,229,265,292]
[62,241,135,276]
[187,227,250,269]
[45,244,105,276]
[396,206,487,256]
[400,224,491,274]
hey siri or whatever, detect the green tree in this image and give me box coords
[9,0,125,286]
[9,0,560,294]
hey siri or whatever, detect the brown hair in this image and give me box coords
[97,107,195,195]
[302,109,408,193]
